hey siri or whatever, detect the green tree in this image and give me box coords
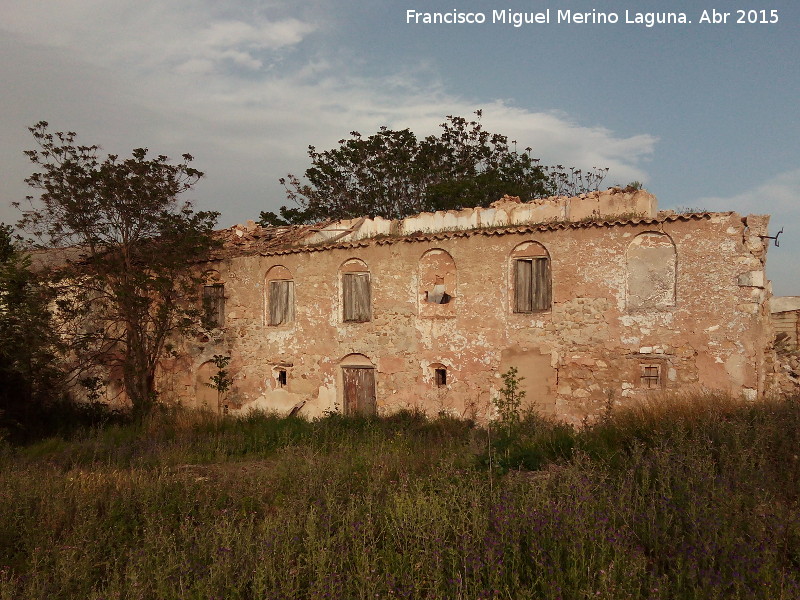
[0,223,63,434]
[16,122,219,418]
[261,111,608,225]
[205,354,233,414]
[494,366,526,433]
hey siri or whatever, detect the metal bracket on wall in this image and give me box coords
[759,227,783,247]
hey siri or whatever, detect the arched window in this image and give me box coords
[201,270,225,328]
[626,232,677,309]
[510,242,551,313]
[265,265,295,326]
[340,259,371,323]
[340,353,376,415]
[419,249,456,316]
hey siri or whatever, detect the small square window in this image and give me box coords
[435,368,447,387]
[640,364,662,389]
[277,370,287,387]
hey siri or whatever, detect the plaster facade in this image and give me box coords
[161,189,774,424]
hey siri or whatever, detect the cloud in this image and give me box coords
[0,1,317,74]
[475,107,656,185]
[696,169,800,215]
[0,1,658,236]
[695,169,800,296]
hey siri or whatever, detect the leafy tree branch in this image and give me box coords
[17,122,219,417]
[261,110,608,226]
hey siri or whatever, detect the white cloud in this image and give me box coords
[695,169,800,296]
[0,1,317,74]
[696,169,800,215]
[0,0,658,240]
[475,107,656,184]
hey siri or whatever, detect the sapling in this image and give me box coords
[206,354,233,414]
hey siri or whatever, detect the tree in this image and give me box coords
[261,111,608,226]
[0,223,63,434]
[16,122,219,417]
[205,354,233,415]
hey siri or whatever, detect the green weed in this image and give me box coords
[0,393,797,599]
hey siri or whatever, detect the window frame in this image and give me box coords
[268,279,295,326]
[418,249,457,315]
[342,271,372,323]
[513,256,551,313]
[639,363,663,389]
[202,283,225,328]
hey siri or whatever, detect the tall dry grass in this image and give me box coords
[0,394,798,599]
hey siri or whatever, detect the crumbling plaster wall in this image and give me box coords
[164,200,772,425]
[302,188,658,246]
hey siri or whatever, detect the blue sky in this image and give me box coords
[1,1,797,293]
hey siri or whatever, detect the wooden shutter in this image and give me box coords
[269,280,294,325]
[203,284,225,327]
[514,260,533,313]
[514,258,550,312]
[342,367,376,415]
[531,257,551,310]
[343,273,371,322]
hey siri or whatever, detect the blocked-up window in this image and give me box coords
[514,257,551,312]
[269,280,295,326]
[626,232,677,310]
[343,272,371,322]
[202,284,225,328]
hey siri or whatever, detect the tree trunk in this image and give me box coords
[124,324,155,419]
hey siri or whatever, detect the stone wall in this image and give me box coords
[162,191,773,424]
[770,296,800,395]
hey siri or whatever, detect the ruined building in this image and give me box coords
[159,189,775,424]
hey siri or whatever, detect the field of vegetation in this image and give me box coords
[1,392,799,600]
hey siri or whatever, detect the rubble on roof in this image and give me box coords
[213,188,733,259]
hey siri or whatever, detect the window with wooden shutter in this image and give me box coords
[202,284,225,327]
[640,363,663,389]
[269,279,294,325]
[514,257,551,312]
[343,272,371,322]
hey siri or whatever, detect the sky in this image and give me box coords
[1,0,798,294]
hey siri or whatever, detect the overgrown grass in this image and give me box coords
[1,394,798,599]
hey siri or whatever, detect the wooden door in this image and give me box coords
[342,367,376,415]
